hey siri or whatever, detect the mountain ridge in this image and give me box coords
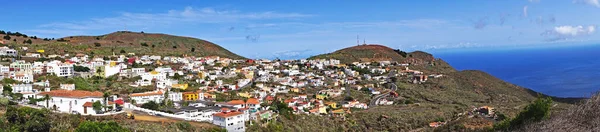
[2,31,246,59]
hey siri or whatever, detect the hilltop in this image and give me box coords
[1,31,245,59]
[309,44,456,73]
[309,44,407,63]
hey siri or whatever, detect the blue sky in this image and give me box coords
[2,0,600,59]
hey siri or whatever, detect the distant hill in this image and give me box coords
[2,31,245,59]
[309,44,456,73]
[308,44,407,63]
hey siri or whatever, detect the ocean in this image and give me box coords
[433,44,600,98]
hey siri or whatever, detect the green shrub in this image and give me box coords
[494,97,553,131]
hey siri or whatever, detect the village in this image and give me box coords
[0,45,472,132]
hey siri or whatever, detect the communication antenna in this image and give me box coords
[356,35,360,46]
[363,39,366,45]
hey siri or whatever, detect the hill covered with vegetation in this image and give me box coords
[1,30,245,59]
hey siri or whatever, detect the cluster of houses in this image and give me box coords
[0,44,451,131]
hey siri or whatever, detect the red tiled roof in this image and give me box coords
[228,100,245,105]
[213,111,244,118]
[38,90,103,98]
[284,99,296,103]
[265,96,274,101]
[83,102,93,107]
[246,98,260,105]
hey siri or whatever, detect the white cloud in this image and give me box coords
[542,25,597,41]
[30,6,313,36]
[554,25,596,36]
[574,0,600,7]
[529,0,541,3]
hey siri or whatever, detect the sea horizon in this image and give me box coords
[435,43,600,98]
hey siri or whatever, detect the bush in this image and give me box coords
[494,97,552,131]
[141,101,159,111]
[94,43,101,47]
[140,42,148,47]
[4,106,51,132]
[175,121,193,131]
[74,65,91,72]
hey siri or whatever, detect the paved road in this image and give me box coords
[369,70,397,107]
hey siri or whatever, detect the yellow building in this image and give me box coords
[290,88,300,93]
[183,92,199,101]
[325,102,337,109]
[237,92,252,98]
[318,106,328,114]
[172,84,189,90]
[316,94,328,100]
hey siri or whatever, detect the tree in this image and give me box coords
[23,39,32,44]
[11,93,23,101]
[74,65,91,72]
[140,42,148,47]
[3,35,10,40]
[5,106,51,132]
[103,92,110,111]
[120,49,126,53]
[141,101,159,110]
[76,121,129,132]
[172,46,177,49]
[2,85,12,97]
[43,94,51,108]
[94,42,101,47]
[191,48,195,52]
[92,100,103,112]
[151,45,155,48]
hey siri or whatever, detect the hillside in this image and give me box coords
[309,44,407,63]
[2,31,245,59]
[254,45,582,131]
[518,94,600,132]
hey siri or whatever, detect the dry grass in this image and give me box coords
[518,94,600,132]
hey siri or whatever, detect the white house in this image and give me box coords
[10,61,32,72]
[11,71,33,83]
[60,84,76,90]
[47,62,74,77]
[0,46,18,56]
[168,91,183,102]
[212,109,246,132]
[129,90,164,104]
[104,61,126,77]
[36,90,105,115]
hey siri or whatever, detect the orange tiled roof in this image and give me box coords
[130,91,163,97]
[213,111,244,118]
[83,102,93,107]
[228,100,245,105]
[246,98,260,105]
[38,90,103,98]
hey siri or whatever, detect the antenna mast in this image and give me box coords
[356,35,359,46]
